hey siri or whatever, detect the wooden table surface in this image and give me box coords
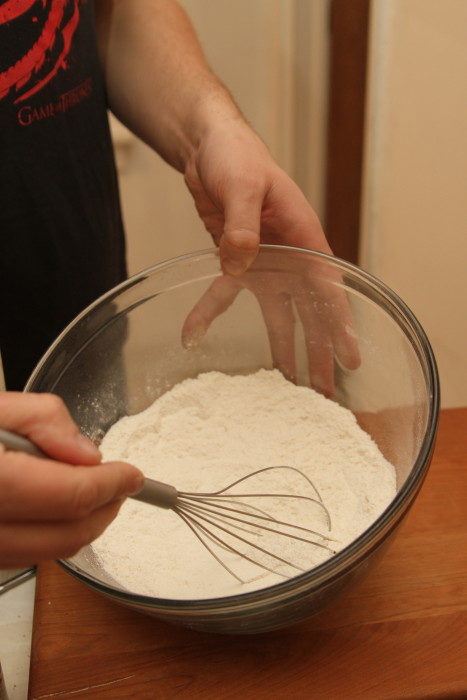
[29,409,467,699]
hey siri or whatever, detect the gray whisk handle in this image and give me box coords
[0,428,46,458]
[132,478,179,509]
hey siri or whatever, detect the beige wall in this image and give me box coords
[361,0,467,407]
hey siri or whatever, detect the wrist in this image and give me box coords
[180,87,246,171]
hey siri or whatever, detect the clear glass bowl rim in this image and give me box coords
[26,245,440,612]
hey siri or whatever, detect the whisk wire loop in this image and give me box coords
[178,497,335,547]
[179,505,306,579]
[175,509,244,583]
[179,465,332,529]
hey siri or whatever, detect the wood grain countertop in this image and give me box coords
[29,408,467,699]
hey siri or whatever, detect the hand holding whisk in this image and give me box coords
[0,429,335,583]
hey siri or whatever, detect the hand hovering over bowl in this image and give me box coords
[184,119,330,276]
[182,123,360,396]
[0,393,144,569]
[95,1,359,396]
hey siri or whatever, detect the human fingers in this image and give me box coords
[325,286,360,371]
[239,251,333,393]
[0,392,101,465]
[254,289,297,383]
[306,259,361,370]
[0,500,124,568]
[0,452,144,522]
[293,285,335,398]
[261,171,332,254]
[182,275,241,349]
[184,166,224,243]
[252,168,359,370]
[219,179,264,276]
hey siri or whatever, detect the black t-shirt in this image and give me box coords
[0,0,126,390]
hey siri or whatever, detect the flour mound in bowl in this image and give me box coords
[93,370,396,599]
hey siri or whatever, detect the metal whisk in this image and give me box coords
[0,429,335,583]
[134,465,335,582]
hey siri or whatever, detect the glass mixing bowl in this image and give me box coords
[26,246,439,634]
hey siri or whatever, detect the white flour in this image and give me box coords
[94,370,396,599]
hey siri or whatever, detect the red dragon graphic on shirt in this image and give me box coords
[0,0,82,103]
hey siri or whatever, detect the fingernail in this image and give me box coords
[128,472,145,495]
[76,434,101,460]
[334,325,361,370]
[183,324,206,349]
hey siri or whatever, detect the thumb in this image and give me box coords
[220,185,263,275]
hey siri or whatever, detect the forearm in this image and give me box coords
[95,0,243,172]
